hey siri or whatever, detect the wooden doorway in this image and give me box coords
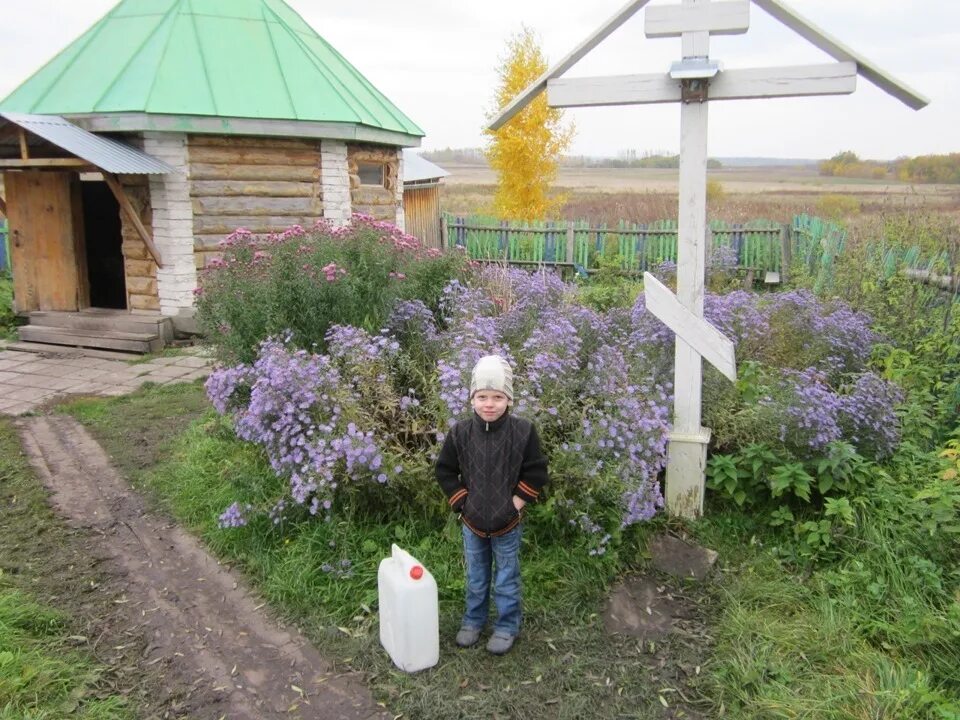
[81,180,126,309]
[5,170,88,312]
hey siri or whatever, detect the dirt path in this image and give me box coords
[19,415,390,720]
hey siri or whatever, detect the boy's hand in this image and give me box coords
[512,495,526,511]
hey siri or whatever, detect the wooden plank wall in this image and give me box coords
[403,185,441,248]
[348,145,398,222]
[188,136,323,268]
[5,171,86,312]
[119,176,158,310]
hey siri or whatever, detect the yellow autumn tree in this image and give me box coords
[485,27,574,221]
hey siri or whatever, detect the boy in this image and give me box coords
[435,355,549,655]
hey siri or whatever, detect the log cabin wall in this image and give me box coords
[118,175,159,310]
[347,144,399,222]
[187,135,323,269]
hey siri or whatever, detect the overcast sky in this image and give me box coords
[0,0,955,160]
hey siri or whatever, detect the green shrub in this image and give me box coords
[194,218,466,363]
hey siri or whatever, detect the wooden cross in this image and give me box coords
[488,0,928,518]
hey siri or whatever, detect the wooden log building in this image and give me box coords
[0,0,424,352]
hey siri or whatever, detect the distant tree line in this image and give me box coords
[421,147,722,169]
[819,151,960,184]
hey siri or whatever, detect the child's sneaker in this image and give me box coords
[485,631,515,655]
[455,627,481,648]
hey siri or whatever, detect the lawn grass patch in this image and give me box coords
[693,503,960,719]
[0,418,132,720]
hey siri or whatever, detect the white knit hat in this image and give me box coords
[470,355,514,401]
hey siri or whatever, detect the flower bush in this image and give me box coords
[203,229,904,555]
[195,214,467,363]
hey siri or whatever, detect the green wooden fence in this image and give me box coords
[444,214,791,275]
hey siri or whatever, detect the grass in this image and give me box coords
[0,272,18,340]
[56,384,960,719]
[693,494,960,719]
[0,418,132,720]
[62,384,714,719]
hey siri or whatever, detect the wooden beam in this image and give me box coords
[644,272,736,381]
[18,129,29,160]
[550,73,679,107]
[487,0,653,131]
[0,158,91,168]
[709,61,857,100]
[752,0,929,110]
[645,0,749,38]
[103,173,164,269]
[548,62,856,108]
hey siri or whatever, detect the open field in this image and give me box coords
[441,161,960,196]
[439,162,960,223]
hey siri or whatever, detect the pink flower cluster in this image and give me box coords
[322,262,347,282]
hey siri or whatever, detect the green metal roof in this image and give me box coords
[0,0,424,139]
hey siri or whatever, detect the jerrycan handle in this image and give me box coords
[391,544,425,581]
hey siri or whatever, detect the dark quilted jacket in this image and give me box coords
[435,412,549,537]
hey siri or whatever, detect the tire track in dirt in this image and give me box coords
[19,415,390,720]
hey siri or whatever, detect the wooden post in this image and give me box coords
[780,222,792,282]
[103,173,164,269]
[566,224,575,264]
[440,214,448,249]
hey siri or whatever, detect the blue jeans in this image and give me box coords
[461,522,523,636]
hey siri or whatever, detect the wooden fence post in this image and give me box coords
[440,215,448,249]
[781,223,792,281]
[566,225,575,264]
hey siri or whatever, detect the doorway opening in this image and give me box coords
[81,180,126,309]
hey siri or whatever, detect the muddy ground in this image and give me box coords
[13,414,389,720]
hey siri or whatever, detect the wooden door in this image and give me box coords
[5,171,88,312]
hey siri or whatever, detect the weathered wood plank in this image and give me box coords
[128,293,161,311]
[0,158,91,168]
[188,135,320,151]
[104,173,163,268]
[193,196,321,216]
[6,171,83,312]
[187,146,319,166]
[709,62,857,100]
[645,0,749,37]
[126,276,158,295]
[193,215,317,234]
[122,241,151,260]
[644,272,736,381]
[549,63,856,108]
[352,187,394,206]
[190,180,317,198]
[124,258,157,278]
[189,163,320,182]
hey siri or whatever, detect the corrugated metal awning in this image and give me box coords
[403,150,449,184]
[0,112,175,174]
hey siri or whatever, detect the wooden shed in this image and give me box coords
[402,151,449,249]
[0,0,424,351]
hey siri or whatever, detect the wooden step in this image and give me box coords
[4,341,144,361]
[18,325,163,354]
[27,311,174,343]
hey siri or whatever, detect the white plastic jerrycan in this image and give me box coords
[377,544,439,672]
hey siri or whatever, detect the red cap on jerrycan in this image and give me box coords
[409,566,424,580]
